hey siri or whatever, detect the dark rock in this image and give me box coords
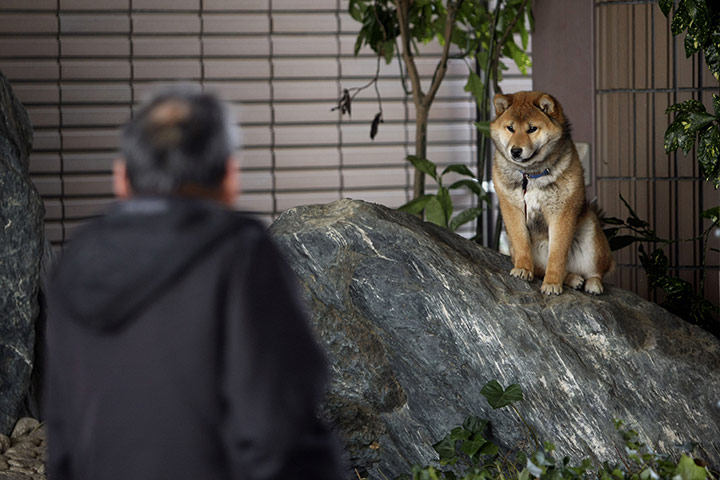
[269,199,720,478]
[0,71,45,435]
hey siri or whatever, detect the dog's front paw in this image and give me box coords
[584,277,604,295]
[541,281,563,295]
[564,273,584,290]
[510,267,534,281]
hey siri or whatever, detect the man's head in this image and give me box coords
[115,86,239,204]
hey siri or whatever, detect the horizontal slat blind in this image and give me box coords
[0,0,531,246]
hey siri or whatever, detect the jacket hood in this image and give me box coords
[49,197,250,332]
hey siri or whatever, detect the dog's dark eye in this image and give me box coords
[507,125,515,132]
[527,126,538,133]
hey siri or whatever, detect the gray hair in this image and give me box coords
[120,86,239,195]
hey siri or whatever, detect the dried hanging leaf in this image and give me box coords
[370,112,383,139]
[341,89,351,116]
[331,88,352,117]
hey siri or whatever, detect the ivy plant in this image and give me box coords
[393,381,716,480]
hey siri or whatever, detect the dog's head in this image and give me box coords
[489,91,567,167]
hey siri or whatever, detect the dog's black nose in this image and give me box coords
[511,147,523,158]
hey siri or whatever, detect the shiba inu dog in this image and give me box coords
[490,91,614,295]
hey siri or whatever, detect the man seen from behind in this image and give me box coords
[45,86,345,480]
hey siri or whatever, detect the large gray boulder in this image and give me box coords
[0,71,45,435]
[269,199,720,479]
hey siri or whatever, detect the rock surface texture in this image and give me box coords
[269,199,720,479]
[0,71,45,435]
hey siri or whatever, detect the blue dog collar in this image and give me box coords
[523,168,551,180]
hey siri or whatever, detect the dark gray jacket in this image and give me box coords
[45,197,344,480]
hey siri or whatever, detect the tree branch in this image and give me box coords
[332,56,383,120]
[491,0,529,94]
[394,0,424,106]
[424,0,465,108]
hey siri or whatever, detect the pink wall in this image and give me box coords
[531,0,594,146]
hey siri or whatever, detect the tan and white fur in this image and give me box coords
[490,91,614,295]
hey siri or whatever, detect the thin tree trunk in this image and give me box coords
[414,105,429,200]
[395,0,463,201]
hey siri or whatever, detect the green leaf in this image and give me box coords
[603,227,620,240]
[685,0,710,57]
[713,94,720,117]
[659,275,694,295]
[449,426,471,442]
[685,111,716,132]
[666,99,706,114]
[464,71,485,108]
[685,30,702,57]
[506,40,531,75]
[442,163,475,178]
[353,35,364,56]
[432,434,457,463]
[609,235,640,251]
[449,207,483,232]
[620,193,641,220]
[460,434,486,458]
[436,187,453,226]
[519,18,529,50]
[659,0,674,17]
[639,245,670,279]
[348,0,366,22]
[674,455,708,480]
[697,124,720,187]
[479,442,499,456]
[627,216,649,228]
[671,1,690,36]
[701,206,720,223]
[448,179,483,196]
[382,39,395,64]
[462,416,488,434]
[412,465,442,480]
[684,0,698,17]
[602,216,626,225]
[407,155,439,182]
[475,121,491,137]
[480,380,524,409]
[425,196,447,227]
[705,34,720,81]
[664,114,696,153]
[398,194,434,215]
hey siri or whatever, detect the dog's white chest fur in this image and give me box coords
[523,188,543,218]
[521,175,553,220]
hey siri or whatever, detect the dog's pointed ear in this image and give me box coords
[493,94,512,116]
[537,94,560,118]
